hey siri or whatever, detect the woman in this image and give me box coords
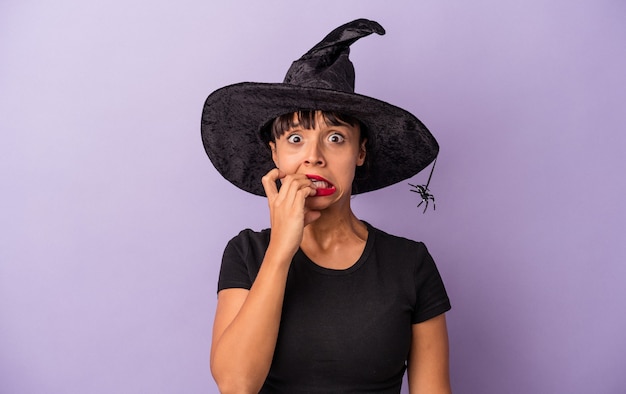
[202,19,451,393]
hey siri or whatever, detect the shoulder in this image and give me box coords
[225,228,271,253]
[367,223,428,256]
[228,227,271,243]
[365,223,451,321]
[366,223,437,277]
[218,228,271,292]
[222,228,272,269]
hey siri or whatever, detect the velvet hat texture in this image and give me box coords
[201,18,439,196]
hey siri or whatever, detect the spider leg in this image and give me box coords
[409,182,436,213]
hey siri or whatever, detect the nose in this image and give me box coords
[304,140,325,166]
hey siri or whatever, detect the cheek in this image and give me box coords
[271,143,297,169]
[272,149,298,171]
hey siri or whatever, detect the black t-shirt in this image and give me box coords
[218,222,451,393]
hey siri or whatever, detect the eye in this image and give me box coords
[287,134,302,143]
[328,133,345,143]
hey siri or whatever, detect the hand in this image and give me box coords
[261,169,322,258]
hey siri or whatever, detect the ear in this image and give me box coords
[356,138,367,166]
[269,141,278,167]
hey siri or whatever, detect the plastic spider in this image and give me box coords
[408,158,437,213]
[409,183,435,213]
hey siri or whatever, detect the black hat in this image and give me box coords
[201,18,438,196]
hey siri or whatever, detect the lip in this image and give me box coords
[306,174,336,197]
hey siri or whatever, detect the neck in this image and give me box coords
[301,206,368,269]
[303,207,367,249]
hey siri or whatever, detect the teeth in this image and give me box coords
[311,180,329,188]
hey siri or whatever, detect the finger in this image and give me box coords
[261,168,282,199]
[279,175,316,206]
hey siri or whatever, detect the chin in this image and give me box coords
[307,192,349,211]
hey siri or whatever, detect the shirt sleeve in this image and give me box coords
[411,243,451,324]
[217,231,254,292]
[217,229,269,293]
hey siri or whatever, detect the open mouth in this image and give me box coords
[307,174,336,196]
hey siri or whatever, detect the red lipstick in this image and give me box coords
[306,174,336,196]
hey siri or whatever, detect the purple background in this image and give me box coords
[2,1,625,393]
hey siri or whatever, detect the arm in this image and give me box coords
[210,169,319,394]
[407,314,451,394]
[210,253,290,394]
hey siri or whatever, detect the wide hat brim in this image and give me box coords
[201,81,439,196]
